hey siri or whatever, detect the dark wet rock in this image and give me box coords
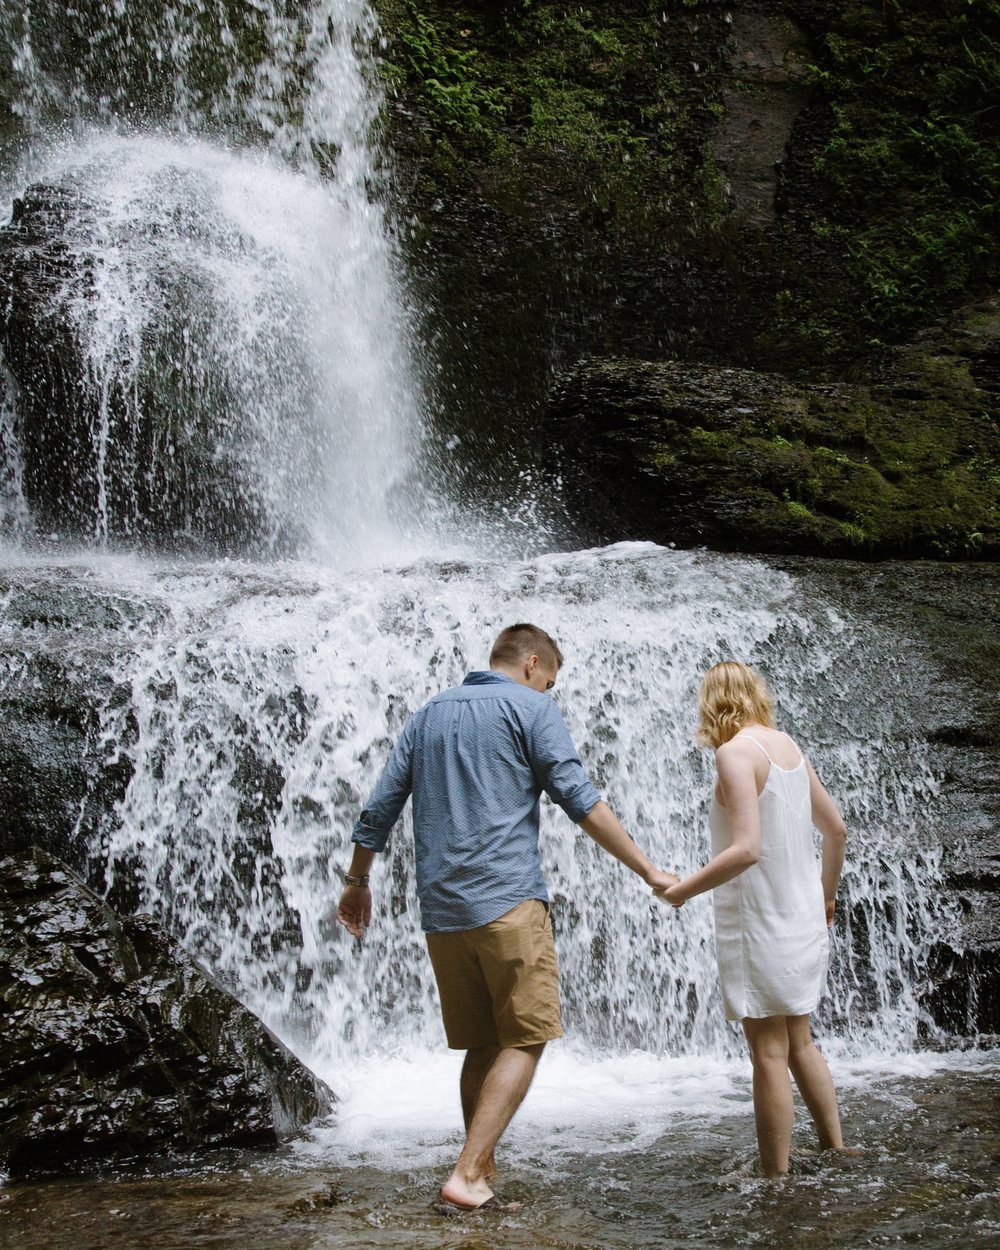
[0,569,144,876]
[709,10,810,229]
[0,562,311,946]
[0,184,287,555]
[0,185,101,540]
[768,557,1000,1036]
[0,847,333,1178]
[545,316,1000,561]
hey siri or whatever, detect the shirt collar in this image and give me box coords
[462,670,516,687]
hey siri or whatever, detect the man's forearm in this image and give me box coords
[578,800,657,883]
[345,844,377,880]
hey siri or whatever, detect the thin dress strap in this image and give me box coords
[739,732,772,762]
[781,731,806,768]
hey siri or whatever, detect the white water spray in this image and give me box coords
[1,1,427,561]
[81,544,953,1081]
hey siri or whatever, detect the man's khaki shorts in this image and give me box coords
[425,899,564,1050]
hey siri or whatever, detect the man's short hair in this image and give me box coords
[489,623,564,671]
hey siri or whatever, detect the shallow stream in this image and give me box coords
[2,1048,998,1249]
[1,546,998,1249]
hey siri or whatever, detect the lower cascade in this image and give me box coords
[41,541,947,1079]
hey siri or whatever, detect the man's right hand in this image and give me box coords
[336,885,372,939]
[646,868,680,896]
[655,880,688,908]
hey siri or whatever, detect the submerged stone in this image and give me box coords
[0,847,333,1178]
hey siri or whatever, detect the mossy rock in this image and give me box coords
[545,301,1000,559]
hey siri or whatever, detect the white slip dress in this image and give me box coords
[709,732,829,1022]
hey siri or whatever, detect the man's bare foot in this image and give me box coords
[433,1189,522,1217]
[439,1175,494,1211]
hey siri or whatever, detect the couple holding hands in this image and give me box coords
[335,623,850,1209]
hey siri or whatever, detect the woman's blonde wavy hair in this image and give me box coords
[697,661,776,748]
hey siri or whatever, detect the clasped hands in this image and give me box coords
[648,867,686,909]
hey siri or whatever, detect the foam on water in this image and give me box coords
[288,1043,999,1173]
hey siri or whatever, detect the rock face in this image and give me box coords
[377,1,1000,542]
[769,558,1000,1037]
[0,184,287,555]
[0,186,94,543]
[0,848,333,1178]
[0,569,142,877]
[544,312,1000,560]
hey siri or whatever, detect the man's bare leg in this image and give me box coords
[441,1042,545,1209]
[460,1045,500,1180]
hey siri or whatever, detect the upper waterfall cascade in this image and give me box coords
[0,0,429,561]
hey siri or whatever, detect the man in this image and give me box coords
[335,623,676,1212]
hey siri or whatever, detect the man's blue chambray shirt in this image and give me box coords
[351,670,601,933]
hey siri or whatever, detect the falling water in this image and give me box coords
[74,542,951,1076]
[0,6,992,1232]
[0,0,429,561]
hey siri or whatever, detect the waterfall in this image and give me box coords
[0,0,967,1125]
[0,0,430,561]
[77,544,953,1077]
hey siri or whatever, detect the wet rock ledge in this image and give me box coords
[0,848,333,1178]
[546,306,1000,561]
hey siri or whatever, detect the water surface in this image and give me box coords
[2,1049,997,1249]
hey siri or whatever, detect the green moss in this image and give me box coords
[573,336,1000,558]
[382,2,507,169]
[376,1,729,237]
[839,520,868,545]
[786,0,1000,353]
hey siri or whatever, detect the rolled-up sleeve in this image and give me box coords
[530,700,601,822]
[351,720,415,851]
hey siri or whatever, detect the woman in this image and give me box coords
[660,661,849,1177]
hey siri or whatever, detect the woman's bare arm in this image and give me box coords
[806,759,848,925]
[659,739,766,906]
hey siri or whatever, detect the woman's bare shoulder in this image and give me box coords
[715,736,763,764]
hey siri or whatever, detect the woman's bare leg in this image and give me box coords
[786,1014,843,1151]
[742,1016,794,1177]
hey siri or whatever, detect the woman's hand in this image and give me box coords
[647,868,680,894]
[655,880,688,908]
